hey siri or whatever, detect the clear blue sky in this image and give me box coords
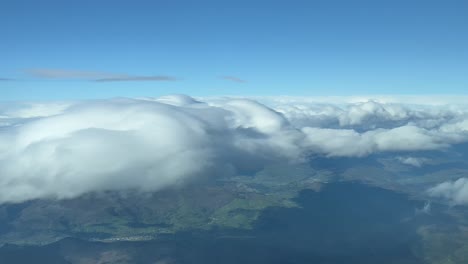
[1,0,467,100]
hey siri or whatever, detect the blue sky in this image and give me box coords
[1,0,467,100]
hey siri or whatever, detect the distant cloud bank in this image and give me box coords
[0,95,468,203]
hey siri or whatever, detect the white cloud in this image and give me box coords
[428,178,468,205]
[301,127,374,157]
[397,156,429,167]
[0,96,304,203]
[256,95,468,106]
[301,125,449,157]
[1,95,468,203]
[265,98,468,134]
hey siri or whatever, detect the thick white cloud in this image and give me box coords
[0,96,305,203]
[428,178,468,205]
[0,99,216,202]
[1,95,468,203]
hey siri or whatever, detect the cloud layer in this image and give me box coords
[1,95,468,203]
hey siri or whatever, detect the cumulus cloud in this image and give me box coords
[258,95,468,106]
[0,96,303,203]
[428,178,468,205]
[301,125,449,157]
[271,99,467,132]
[1,95,468,203]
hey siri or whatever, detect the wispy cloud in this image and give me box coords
[95,76,178,82]
[221,76,247,83]
[24,68,177,82]
[25,68,112,79]
[0,78,13,81]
